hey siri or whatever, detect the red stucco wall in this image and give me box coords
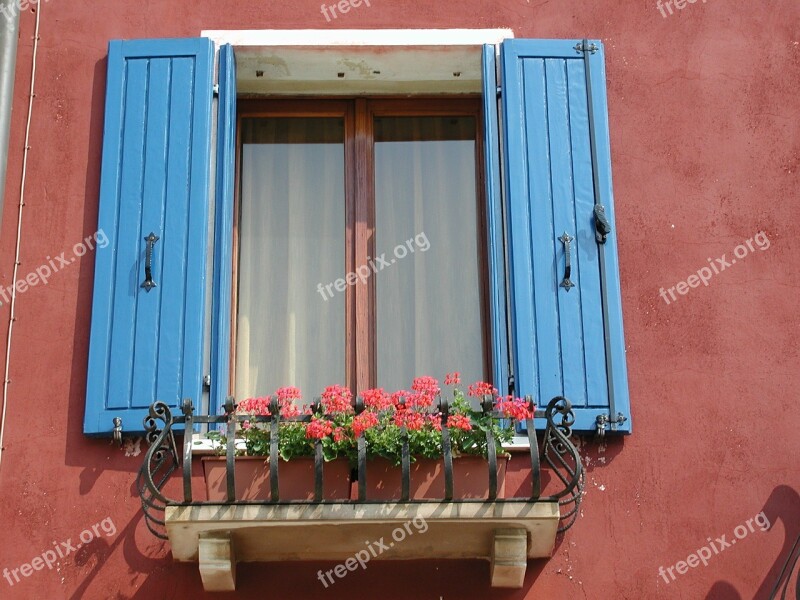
[0,0,797,598]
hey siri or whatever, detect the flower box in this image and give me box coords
[361,455,508,500]
[202,375,532,503]
[202,456,352,501]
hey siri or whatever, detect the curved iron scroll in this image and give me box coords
[135,401,180,540]
[540,396,585,533]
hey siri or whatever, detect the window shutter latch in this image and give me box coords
[213,83,219,96]
[203,374,211,390]
[596,413,627,437]
[594,204,612,244]
[112,417,123,446]
[575,41,598,54]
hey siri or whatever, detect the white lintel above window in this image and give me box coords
[200,29,515,95]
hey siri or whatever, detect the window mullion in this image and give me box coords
[344,102,357,394]
[353,98,374,393]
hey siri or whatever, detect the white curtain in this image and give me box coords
[236,118,346,401]
[374,116,485,390]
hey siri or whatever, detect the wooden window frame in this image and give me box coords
[232,97,490,397]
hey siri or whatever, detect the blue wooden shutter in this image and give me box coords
[84,38,214,435]
[210,44,236,414]
[482,45,509,397]
[500,39,631,434]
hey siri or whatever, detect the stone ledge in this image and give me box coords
[166,501,559,591]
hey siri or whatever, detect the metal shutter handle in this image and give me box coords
[559,232,575,291]
[141,232,159,292]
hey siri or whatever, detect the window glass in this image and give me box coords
[236,117,346,400]
[374,116,485,389]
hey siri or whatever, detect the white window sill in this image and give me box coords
[190,433,535,454]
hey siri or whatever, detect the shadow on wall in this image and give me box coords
[554,434,624,554]
[706,485,799,600]
[68,510,165,600]
[65,55,120,490]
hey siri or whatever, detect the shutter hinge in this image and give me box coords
[203,374,211,390]
[507,375,515,395]
[213,83,219,96]
[596,413,627,437]
[496,85,501,98]
[112,417,123,446]
[575,41,598,54]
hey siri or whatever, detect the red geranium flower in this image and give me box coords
[427,413,442,431]
[305,417,333,440]
[362,388,393,411]
[391,390,411,407]
[352,411,380,437]
[321,384,353,415]
[276,387,302,402]
[279,399,303,419]
[468,381,498,399]
[405,390,435,409]
[394,410,425,431]
[446,414,472,431]
[237,396,271,416]
[333,427,346,443]
[444,372,461,386]
[411,376,440,397]
[495,396,533,421]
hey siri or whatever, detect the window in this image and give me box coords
[83,34,631,436]
[234,99,488,399]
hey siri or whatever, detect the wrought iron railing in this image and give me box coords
[137,396,584,540]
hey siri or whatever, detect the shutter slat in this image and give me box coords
[106,57,148,411]
[158,56,196,407]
